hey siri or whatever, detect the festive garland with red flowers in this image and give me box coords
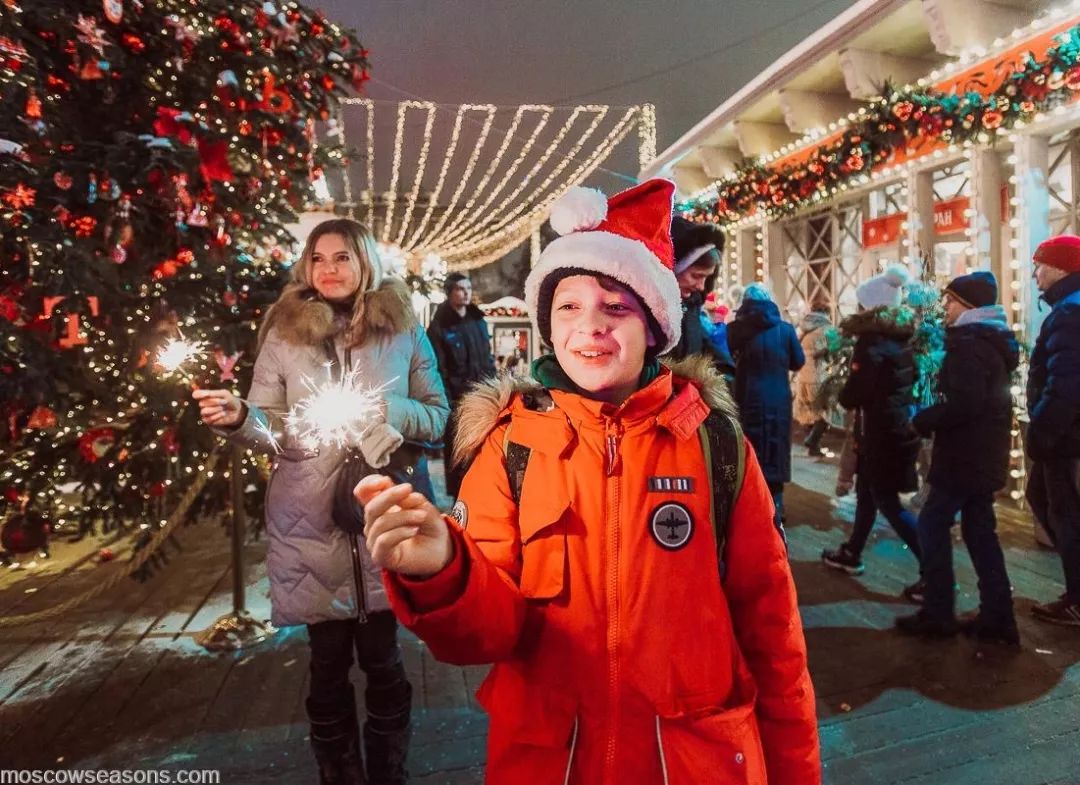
[680,23,1080,224]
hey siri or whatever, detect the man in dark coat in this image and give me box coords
[822,267,924,600]
[1026,235,1080,628]
[426,272,496,499]
[896,272,1019,643]
[667,217,735,375]
[727,283,805,532]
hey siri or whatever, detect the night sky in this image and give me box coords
[314,0,860,190]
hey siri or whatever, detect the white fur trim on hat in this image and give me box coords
[856,264,910,309]
[674,244,716,275]
[549,186,608,236]
[525,230,683,354]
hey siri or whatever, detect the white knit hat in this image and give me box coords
[525,180,683,354]
[856,265,910,309]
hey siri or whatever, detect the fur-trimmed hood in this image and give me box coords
[451,354,738,467]
[261,277,416,348]
[839,305,915,341]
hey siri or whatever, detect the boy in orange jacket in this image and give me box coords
[358,180,820,785]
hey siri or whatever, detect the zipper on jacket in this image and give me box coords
[655,716,670,785]
[605,421,623,476]
[350,534,369,623]
[340,342,369,623]
[563,717,579,785]
[604,418,622,780]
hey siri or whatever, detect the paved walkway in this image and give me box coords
[1,448,1079,784]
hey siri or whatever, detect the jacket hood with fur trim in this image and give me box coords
[451,354,738,467]
[261,277,416,348]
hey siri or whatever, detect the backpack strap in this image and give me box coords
[503,424,530,506]
[698,410,745,582]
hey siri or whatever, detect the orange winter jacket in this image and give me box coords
[385,358,820,785]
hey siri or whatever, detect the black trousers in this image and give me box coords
[306,611,411,736]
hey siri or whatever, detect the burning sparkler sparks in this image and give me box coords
[285,366,396,451]
[155,335,207,387]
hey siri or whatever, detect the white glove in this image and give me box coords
[360,421,405,469]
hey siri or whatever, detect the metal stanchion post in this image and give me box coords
[195,446,272,652]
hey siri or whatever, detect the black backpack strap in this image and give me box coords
[698,410,745,582]
[503,426,531,506]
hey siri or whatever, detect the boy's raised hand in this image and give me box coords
[357,475,453,578]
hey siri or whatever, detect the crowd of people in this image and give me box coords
[190,180,1080,785]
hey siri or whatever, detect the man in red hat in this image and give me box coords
[1027,234,1080,627]
[357,180,821,784]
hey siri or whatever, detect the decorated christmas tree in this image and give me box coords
[0,0,368,563]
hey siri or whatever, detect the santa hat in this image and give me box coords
[1034,234,1080,273]
[856,264,910,309]
[526,180,682,354]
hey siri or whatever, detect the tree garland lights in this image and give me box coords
[680,23,1080,225]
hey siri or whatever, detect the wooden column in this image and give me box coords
[971,148,1003,277]
[905,169,935,268]
[1013,134,1051,340]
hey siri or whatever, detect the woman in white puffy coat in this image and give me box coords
[194,218,448,785]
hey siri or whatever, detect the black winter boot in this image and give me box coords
[804,419,829,456]
[308,688,366,785]
[364,677,412,785]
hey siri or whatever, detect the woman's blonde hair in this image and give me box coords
[261,218,384,347]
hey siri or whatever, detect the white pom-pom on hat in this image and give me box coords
[883,264,910,288]
[856,263,912,310]
[549,186,608,236]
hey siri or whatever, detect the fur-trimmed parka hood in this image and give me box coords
[260,277,416,348]
[839,305,915,341]
[451,354,738,467]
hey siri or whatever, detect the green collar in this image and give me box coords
[530,353,660,396]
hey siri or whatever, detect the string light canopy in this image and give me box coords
[332,98,656,271]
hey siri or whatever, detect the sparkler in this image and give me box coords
[285,365,397,451]
[155,334,207,388]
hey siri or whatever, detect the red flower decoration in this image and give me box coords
[197,139,234,183]
[982,110,1004,129]
[78,427,115,462]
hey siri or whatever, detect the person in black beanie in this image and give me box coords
[426,272,496,500]
[895,271,1020,644]
[666,217,735,375]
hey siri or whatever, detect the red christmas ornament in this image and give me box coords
[121,32,146,54]
[26,405,57,430]
[78,427,116,462]
[98,547,115,562]
[197,139,234,183]
[148,481,166,498]
[222,289,238,307]
[4,487,19,504]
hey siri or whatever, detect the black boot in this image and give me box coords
[365,678,412,785]
[308,689,366,785]
[805,419,828,456]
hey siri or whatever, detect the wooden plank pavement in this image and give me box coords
[1,449,1079,784]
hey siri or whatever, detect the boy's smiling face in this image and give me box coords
[549,274,655,405]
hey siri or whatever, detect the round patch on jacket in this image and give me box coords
[650,502,693,550]
[449,500,468,530]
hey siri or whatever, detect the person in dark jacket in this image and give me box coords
[426,273,496,499]
[728,283,805,531]
[896,272,1019,643]
[822,266,924,600]
[1026,235,1080,627]
[667,217,736,375]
